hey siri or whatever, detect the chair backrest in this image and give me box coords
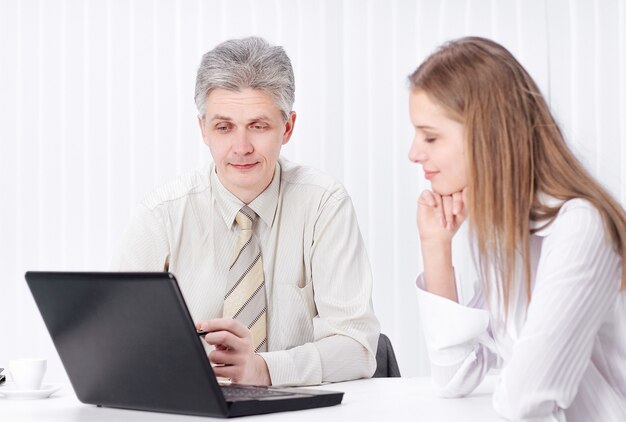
[373,333,401,378]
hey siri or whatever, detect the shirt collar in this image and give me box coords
[529,192,564,236]
[211,162,281,229]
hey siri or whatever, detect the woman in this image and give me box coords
[409,37,626,421]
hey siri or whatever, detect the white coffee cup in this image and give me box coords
[8,358,47,390]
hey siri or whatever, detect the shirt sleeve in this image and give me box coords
[491,204,621,421]
[110,204,170,271]
[260,192,381,386]
[415,271,499,397]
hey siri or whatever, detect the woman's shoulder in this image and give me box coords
[558,197,600,216]
[534,197,604,238]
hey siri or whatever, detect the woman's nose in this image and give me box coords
[408,139,426,163]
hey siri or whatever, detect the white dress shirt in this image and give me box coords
[112,157,380,387]
[416,198,626,421]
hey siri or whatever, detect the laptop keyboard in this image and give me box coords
[222,385,295,401]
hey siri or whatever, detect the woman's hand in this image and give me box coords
[417,188,467,245]
[416,188,467,302]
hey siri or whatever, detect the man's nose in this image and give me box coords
[232,131,254,155]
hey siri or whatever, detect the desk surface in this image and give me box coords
[0,377,503,421]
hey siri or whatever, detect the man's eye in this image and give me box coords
[216,124,230,132]
[251,124,267,130]
[425,137,436,143]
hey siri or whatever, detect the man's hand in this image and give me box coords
[195,318,271,386]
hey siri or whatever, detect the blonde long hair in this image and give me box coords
[409,37,626,312]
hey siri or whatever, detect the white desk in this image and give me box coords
[0,377,504,421]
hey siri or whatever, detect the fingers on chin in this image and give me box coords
[418,191,436,207]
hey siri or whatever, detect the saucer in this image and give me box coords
[0,384,61,400]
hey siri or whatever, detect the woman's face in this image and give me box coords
[408,90,467,196]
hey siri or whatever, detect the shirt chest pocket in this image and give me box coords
[272,282,317,349]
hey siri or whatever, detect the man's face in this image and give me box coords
[199,88,296,203]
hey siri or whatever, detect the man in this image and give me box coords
[113,37,380,387]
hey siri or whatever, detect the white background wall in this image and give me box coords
[1,0,625,383]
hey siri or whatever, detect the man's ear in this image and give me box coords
[281,111,297,145]
[198,115,209,146]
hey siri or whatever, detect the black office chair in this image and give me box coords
[373,333,401,377]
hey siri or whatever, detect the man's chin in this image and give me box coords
[229,177,274,203]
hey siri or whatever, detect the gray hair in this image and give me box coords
[194,36,295,121]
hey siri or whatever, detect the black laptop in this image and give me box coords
[24,271,343,417]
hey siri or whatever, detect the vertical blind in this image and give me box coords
[1,0,624,381]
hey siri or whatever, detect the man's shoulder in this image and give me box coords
[141,164,212,210]
[279,157,347,200]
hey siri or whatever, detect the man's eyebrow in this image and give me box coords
[208,115,272,122]
[415,124,437,130]
[248,115,271,122]
[209,114,233,121]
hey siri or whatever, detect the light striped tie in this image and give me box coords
[223,206,268,352]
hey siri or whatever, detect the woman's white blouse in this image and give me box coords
[416,199,626,421]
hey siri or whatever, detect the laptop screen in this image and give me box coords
[25,271,343,417]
